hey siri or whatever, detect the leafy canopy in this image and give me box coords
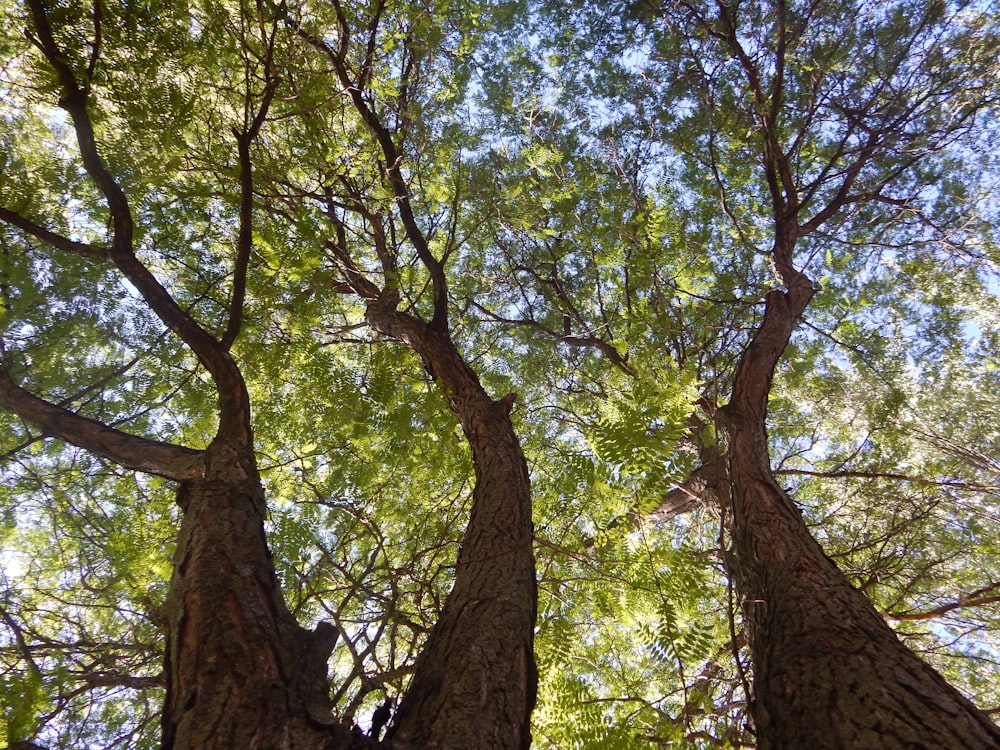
[1,0,999,747]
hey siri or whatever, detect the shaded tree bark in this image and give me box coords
[719,264,1000,748]
[367,305,537,750]
[12,6,360,746]
[160,439,352,750]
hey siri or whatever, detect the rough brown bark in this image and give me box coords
[650,410,723,521]
[383,393,536,750]
[14,6,369,747]
[367,307,537,750]
[299,9,537,741]
[160,439,349,750]
[720,277,1000,748]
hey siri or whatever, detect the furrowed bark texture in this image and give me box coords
[161,439,347,750]
[370,309,537,750]
[722,282,1000,748]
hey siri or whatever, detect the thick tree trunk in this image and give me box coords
[160,439,350,750]
[721,283,1000,748]
[368,309,537,750]
[385,392,536,749]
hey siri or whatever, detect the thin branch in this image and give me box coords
[883,583,1000,622]
[85,0,103,84]
[774,467,999,494]
[222,6,281,351]
[471,300,634,376]
[714,0,796,218]
[0,602,43,675]
[358,0,388,92]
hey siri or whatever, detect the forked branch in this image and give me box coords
[291,7,450,329]
[24,0,252,444]
[222,0,282,350]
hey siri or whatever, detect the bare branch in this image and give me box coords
[471,300,634,376]
[0,207,110,260]
[774,467,999,495]
[0,366,203,481]
[883,583,1000,622]
[79,671,165,690]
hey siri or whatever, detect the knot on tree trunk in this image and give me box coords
[497,391,518,415]
[300,620,339,724]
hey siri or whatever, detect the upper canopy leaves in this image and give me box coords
[0,0,998,747]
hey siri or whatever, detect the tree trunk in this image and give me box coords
[161,439,351,750]
[367,311,537,750]
[384,395,536,749]
[720,285,1000,748]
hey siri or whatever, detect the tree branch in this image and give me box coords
[0,207,110,260]
[471,301,634,376]
[774,467,999,494]
[292,10,450,330]
[0,366,203,481]
[649,461,719,521]
[714,0,797,218]
[222,2,281,351]
[883,583,1000,622]
[80,671,165,690]
[24,0,253,445]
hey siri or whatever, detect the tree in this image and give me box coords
[1,0,534,747]
[660,1,1000,746]
[1,0,999,748]
[285,7,537,746]
[475,0,1000,745]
